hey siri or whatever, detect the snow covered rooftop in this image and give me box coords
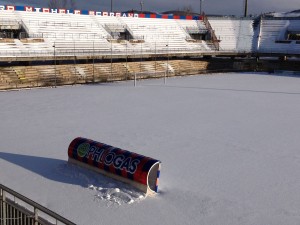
[265,10,300,18]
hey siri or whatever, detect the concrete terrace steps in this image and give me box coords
[17,11,107,40]
[0,10,21,29]
[258,19,300,54]
[0,67,19,89]
[168,60,208,75]
[208,18,254,52]
[0,60,215,90]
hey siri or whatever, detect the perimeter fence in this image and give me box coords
[0,184,75,225]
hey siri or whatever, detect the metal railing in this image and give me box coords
[0,47,221,58]
[0,39,298,59]
[0,19,20,26]
[26,20,99,28]
[0,184,75,225]
[0,32,13,39]
[23,32,109,40]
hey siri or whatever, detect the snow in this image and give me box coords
[1,72,300,225]
[267,11,300,17]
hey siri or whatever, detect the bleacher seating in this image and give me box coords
[257,18,300,54]
[176,19,207,35]
[17,11,108,39]
[208,17,254,52]
[119,17,194,51]
[0,8,300,65]
[0,10,212,58]
[0,39,20,55]
[0,10,20,29]
[176,19,212,51]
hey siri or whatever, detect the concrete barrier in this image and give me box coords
[68,137,161,195]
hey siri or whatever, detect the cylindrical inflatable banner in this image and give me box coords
[68,137,161,195]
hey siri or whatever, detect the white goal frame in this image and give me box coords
[133,71,167,87]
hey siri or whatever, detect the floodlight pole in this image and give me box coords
[111,0,113,12]
[200,0,203,15]
[110,39,112,81]
[93,41,95,83]
[155,41,157,76]
[244,0,248,17]
[126,43,128,79]
[140,1,144,12]
[74,41,76,81]
[166,44,169,85]
[53,42,57,88]
[140,41,143,72]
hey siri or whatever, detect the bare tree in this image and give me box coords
[182,5,193,15]
[47,0,56,8]
[48,0,76,9]
[70,0,77,9]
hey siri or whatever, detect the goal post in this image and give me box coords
[133,71,167,86]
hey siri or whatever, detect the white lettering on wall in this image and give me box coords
[25,6,33,12]
[59,9,66,14]
[0,4,141,18]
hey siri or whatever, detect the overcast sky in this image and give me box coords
[0,0,299,16]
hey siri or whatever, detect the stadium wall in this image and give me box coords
[1,58,299,91]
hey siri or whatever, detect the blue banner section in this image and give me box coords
[81,10,89,15]
[15,6,23,11]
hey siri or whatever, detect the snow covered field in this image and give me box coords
[1,72,300,225]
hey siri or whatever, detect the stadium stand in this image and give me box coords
[0,4,300,90]
[17,11,110,39]
[0,10,20,31]
[208,17,255,52]
[120,17,190,51]
[257,17,300,54]
[1,9,217,58]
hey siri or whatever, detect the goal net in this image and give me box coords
[131,71,167,86]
